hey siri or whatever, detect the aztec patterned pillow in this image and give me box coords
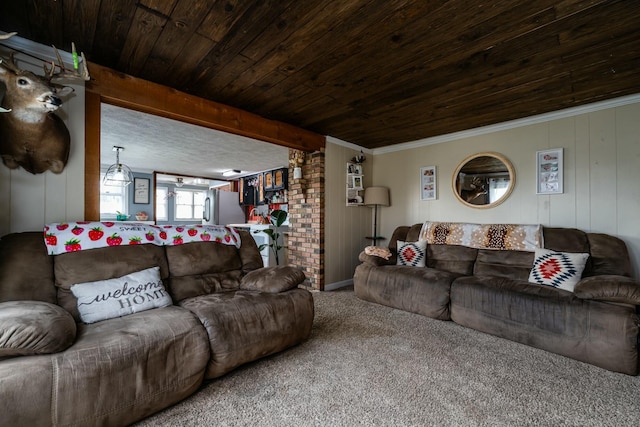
[528,248,589,292]
[396,240,427,267]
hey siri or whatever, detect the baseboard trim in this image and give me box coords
[324,279,353,291]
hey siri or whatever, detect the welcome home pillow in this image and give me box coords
[528,248,589,292]
[396,240,427,267]
[70,266,172,324]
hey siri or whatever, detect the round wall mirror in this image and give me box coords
[452,152,515,209]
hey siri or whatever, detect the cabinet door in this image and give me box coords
[258,174,265,204]
[273,168,288,189]
[264,171,273,190]
[241,176,256,206]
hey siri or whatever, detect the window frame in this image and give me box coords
[99,171,128,219]
[174,188,206,222]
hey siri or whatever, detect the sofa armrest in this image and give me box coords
[573,275,640,305]
[0,301,76,357]
[240,265,306,293]
[358,251,395,267]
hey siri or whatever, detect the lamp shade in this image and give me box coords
[103,146,133,187]
[364,186,390,206]
[103,163,133,186]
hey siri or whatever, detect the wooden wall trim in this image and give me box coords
[84,91,101,221]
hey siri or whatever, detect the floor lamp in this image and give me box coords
[364,186,390,246]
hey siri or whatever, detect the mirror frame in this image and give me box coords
[451,152,515,209]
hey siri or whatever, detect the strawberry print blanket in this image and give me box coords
[44,222,241,255]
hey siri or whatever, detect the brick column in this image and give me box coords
[287,148,325,290]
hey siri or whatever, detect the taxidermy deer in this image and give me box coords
[461,176,488,202]
[0,32,89,174]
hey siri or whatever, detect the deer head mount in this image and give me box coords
[460,176,488,202]
[0,32,89,174]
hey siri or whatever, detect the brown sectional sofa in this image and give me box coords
[0,229,314,426]
[354,223,640,375]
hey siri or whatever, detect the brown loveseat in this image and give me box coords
[354,223,640,375]
[0,227,314,427]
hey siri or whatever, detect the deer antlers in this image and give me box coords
[0,32,90,81]
[44,42,90,81]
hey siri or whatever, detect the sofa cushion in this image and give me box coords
[0,232,56,304]
[54,243,169,321]
[50,306,209,426]
[528,248,589,292]
[586,233,632,277]
[450,275,639,375]
[0,300,76,357]
[474,249,535,280]
[165,241,244,301]
[71,266,172,324]
[426,244,478,275]
[240,266,306,293]
[180,289,314,379]
[353,263,458,320]
[397,240,427,267]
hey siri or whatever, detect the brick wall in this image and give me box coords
[287,148,325,290]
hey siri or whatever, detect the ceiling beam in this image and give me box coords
[85,62,325,152]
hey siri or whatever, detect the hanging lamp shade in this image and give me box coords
[103,146,133,187]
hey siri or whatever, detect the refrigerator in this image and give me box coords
[202,189,246,226]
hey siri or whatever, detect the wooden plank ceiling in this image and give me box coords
[1,0,639,149]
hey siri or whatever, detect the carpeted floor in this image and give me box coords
[133,286,640,426]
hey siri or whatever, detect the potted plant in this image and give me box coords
[254,209,288,265]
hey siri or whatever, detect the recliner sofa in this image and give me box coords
[354,223,640,375]
[0,224,314,426]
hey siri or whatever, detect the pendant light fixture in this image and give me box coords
[103,146,133,186]
[175,177,184,187]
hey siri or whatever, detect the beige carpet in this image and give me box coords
[133,286,640,426]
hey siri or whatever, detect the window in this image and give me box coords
[489,177,509,203]
[100,173,127,218]
[175,189,206,221]
[156,187,168,221]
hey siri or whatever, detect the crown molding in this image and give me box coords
[372,93,640,155]
[326,135,373,153]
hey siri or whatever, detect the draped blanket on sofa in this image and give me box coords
[418,221,543,252]
[43,222,241,255]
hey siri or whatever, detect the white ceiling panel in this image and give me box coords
[100,103,289,179]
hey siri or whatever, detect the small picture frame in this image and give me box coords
[133,177,150,204]
[347,163,362,174]
[536,148,563,194]
[351,175,363,190]
[420,166,437,200]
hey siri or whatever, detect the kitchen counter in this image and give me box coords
[227,223,267,229]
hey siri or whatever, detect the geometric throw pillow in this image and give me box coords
[396,240,427,267]
[70,266,172,324]
[528,248,589,292]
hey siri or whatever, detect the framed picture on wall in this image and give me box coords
[420,166,437,200]
[351,175,363,190]
[134,178,150,204]
[536,148,563,194]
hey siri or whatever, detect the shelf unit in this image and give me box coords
[346,162,364,206]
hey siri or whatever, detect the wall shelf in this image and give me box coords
[346,162,364,206]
